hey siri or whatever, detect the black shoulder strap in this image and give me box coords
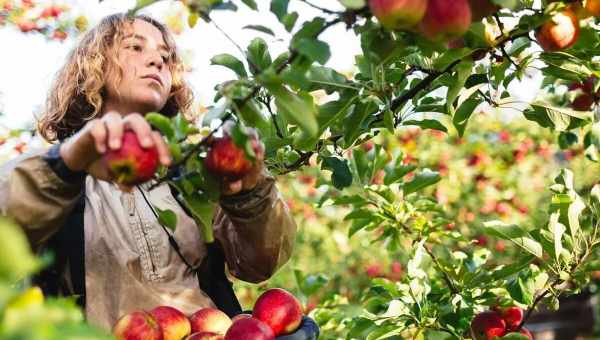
[32,193,86,309]
[138,186,242,317]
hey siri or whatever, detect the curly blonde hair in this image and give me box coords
[38,13,193,142]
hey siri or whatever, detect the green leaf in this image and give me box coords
[548,212,566,262]
[483,221,543,258]
[403,119,447,132]
[294,270,329,297]
[155,207,177,231]
[265,83,318,137]
[270,0,289,20]
[146,112,175,141]
[240,0,257,10]
[242,24,275,36]
[247,38,272,74]
[403,169,441,196]
[295,39,331,65]
[210,54,247,78]
[338,0,366,9]
[447,60,474,113]
[321,156,353,190]
[180,193,216,243]
[453,97,481,137]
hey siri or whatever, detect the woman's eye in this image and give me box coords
[128,45,142,51]
[161,55,169,63]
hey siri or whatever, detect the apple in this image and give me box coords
[185,332,224,340]
[498,306,523,331]
[586,0,600,17]
[113,311,163,340]
[470,311,506,340]
[103,130,159,185]
[204,132,263,180]
[418,0,472,42]
[189,308,232,335]
[252,288,303,336]
[149,306,191,340]
[569,77,597,111]
[536,7,580,51]
[224,317,274,340]
[369,0,428,30]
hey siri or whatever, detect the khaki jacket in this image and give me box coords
[0,149,297,329]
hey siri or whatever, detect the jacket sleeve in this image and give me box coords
[0,144,85,250]
[213,171,297,283]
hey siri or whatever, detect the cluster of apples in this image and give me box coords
[113,288,304,340]
[369,0,600,50]
[470,306,533,340]
[569,76,598,111]
[368,0,503,42]
[103,128,262,186]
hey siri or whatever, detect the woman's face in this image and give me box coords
[104,19,173,115]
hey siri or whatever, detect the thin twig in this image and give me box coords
[424,245,459,294]
[297,0,343,15]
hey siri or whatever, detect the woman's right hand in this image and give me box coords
[59,111,172,184]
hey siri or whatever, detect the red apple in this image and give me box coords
[499,306,524,331]
[103,130,159,186]
[189,308,232,335]
[586,0,600,17]
[569,77,597,111]
[224,318,274,340]
[252,288,302,336]
[185,332,224,340]
[113,311,163,340]
[204,133,263,180]
[418,0,472,42]
[369,0,428,30]
[470,311,506,340]
[149,306,191,340]
[536,8,580,51]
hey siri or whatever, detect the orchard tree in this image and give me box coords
[1,0,600,339]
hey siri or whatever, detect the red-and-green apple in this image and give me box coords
[103,130,159,185]
[520,327,533,340]
[224,318,274,340]
[498,306,523,331]
[149,306,191,340]
[536,7,580,51]
[231,313,252,323]
[189,308,232,335]
[204,133,263,180]
[470,311,506,340]
[418,0,472,42]
[113,311,163,340]
[368,0,428,30]
[252,288,303,336]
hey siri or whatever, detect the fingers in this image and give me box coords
[223,179,243,195]
[89,119,108,154]
[151,131,172,166]
[103,112,124,151]
[123,113,154,148]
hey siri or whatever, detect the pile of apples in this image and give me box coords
[470,306,533,340]
[113,288,303,340]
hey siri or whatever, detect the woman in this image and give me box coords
[0,13,297,331]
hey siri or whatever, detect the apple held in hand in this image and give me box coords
[103,130,159,186]
[204,131,263,180]
[149,306,191,340]
[189,308,232,335]
[252,288,303,336]
[470,311,506,340]
[113,311,163,340]
[224,317,274,340]
[369,0,427,30]
[418,0,472,42]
